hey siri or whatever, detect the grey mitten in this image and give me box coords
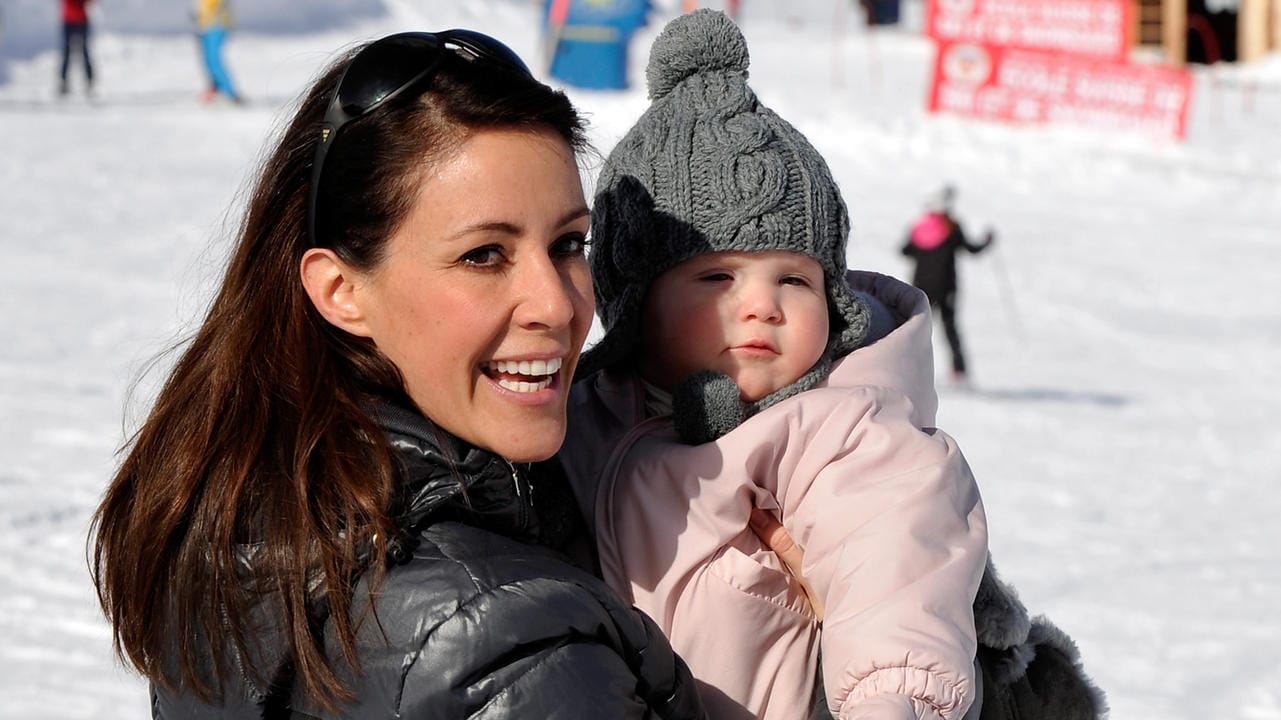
[672,370,747,445]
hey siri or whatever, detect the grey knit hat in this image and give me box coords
[580,9,869,443]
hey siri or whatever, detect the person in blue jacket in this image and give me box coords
[544,0,650,90]
[195,0,242,103]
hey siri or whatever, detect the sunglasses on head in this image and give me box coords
[307,30,532,247]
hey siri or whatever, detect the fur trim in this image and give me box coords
[974,562,1110,720]
[985,640,1037,686]
[974,554,1032,650]
[1021,617,1111,719]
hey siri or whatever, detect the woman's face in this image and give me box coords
[352,127,593,462]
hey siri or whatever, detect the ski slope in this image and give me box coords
[2,1,1279,718]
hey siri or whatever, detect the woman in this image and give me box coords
[91,30,704,719]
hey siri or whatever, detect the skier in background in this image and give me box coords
[194,0,241,104]
[58,0,94,97]
[901,184,995,383]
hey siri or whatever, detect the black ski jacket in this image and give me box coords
[901,215,991,302]
[151,401,706,719]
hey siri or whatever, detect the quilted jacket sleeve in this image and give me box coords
[775,386,987,720]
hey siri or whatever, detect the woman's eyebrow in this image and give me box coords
[443,206,591,243]
[560,206,591,225]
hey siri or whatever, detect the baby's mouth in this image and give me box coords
[481,357,563,393]
[732,339,779,354]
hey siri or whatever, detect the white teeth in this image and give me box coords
[487,357,563,382]
[497,376,554,393]
[528,358,560,375]
[490,358,563,376]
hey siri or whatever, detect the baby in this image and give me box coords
[559,10,988,720]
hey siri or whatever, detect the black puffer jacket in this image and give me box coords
[152,402,706,719]
[900,214,992,302]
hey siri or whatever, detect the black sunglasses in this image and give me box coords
[307,30,532,247]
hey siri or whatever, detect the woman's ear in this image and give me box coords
[300,248,373,338]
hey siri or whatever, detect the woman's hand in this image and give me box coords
[748,508,824,620]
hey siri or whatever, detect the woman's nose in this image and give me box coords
[514,255,578,330]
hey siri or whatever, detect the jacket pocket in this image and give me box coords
[705,534,817,619]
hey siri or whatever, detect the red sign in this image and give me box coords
[927,41,1194,139]
[927,0,1133,60]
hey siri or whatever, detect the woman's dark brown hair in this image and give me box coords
[90,37,586,709]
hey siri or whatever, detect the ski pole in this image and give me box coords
[987,238,1024,339]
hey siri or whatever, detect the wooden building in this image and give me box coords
[1135,0,1280,62]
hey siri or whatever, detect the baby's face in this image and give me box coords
[638,251,829,402]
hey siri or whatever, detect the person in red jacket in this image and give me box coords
[901,185,995,381]
[58,0,94,97]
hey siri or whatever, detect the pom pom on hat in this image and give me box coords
[646,9,750,99]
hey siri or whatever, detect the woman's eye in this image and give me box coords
[460,246,505,267]
[552,232,589,258]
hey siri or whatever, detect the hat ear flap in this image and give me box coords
[590,175,655,325]
[575,284,643,381]
[830,284,871,357]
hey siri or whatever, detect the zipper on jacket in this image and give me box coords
[506,458,528,530]
[506,458,522,497]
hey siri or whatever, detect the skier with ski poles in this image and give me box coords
[901,184,995,384]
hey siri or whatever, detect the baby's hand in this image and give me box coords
[748,508,824,620]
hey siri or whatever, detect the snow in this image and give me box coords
[2,1,1279,718]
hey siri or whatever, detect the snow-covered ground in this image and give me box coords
[2,1,1279,718]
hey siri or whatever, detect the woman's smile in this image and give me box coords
[345,127,593,461]
[482,356,564,394]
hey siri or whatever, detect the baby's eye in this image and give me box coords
[460,245,505,267]
[780,275,812,287]
[699,272,732,282]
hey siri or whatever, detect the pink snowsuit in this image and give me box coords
[560,271,988,719]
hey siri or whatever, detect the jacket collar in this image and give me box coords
[370,400,538,544]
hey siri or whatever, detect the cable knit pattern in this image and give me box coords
[581,10,870,442]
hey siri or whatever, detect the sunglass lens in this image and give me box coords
[337,33,443,114]
[440,29,531,75]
